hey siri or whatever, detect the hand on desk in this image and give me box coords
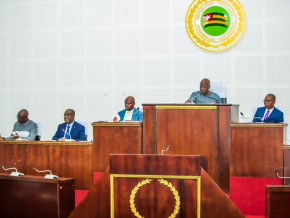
[58,137,66,141]
[185,100,195,104]
[11,132,20,140]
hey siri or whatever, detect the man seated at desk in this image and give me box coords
[113,96,143,122]
[52,109,86,141]
[0,109,37,141]
[185,78,222,104]
[252,93,284,123]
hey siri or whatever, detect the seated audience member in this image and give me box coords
[52,109,86,141]
[113,96,143,122]
[0,109,37,141]
[185,78,222,104]
[252,94,284,123]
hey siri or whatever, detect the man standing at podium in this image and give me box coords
[52,109,86,141]
[186,78,222,104]
[252,94,284,123]
[113,96,143,122]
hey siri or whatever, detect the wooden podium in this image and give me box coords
[110,154,208,217]
[0,173,75,218]
[142,104,239,193]
[92,122,143,172]
[230,123,287,177]
[70,154,244,218]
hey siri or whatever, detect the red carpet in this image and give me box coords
[245,216,265,218]
[75,190,88,207]
[75,172,103,207]
[230,177,282,215]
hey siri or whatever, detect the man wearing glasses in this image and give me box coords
[52,109,86,141]
[0,109,37,141]
[252,94,284,123]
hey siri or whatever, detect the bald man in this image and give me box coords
[186,78,222,104]
[113,96,143,122]
[0,109,37,141]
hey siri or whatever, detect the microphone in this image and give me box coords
[186,92,200,103]
[190,93,200,102]
[1,164,24,176]
[253,117,263,122]
[61,128,73,141]
[240,112,244,117]
[275,169,290,180]
[161,145,171,155]
[33,167,59,179]
[133,107,140,114]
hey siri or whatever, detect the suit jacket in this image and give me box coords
[252,107,284,123]
[118,108,143,122]
[52,121,86,141]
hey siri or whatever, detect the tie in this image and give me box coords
[264,110,270,121]
[65,126,70,139]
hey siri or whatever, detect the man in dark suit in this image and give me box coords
[52,109,86,141]
[252,94,284,123]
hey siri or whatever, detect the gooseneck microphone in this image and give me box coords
[161,145,171,155]
[190,93,201,102]
[62,128,72,140]
[1,164,24,176]
[275,169,290,186]
[253,117,263,122]
[133,107,140,114]
[240,112,244,117]
[33,167,59,179]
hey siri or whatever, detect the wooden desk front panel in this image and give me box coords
[0,174,75,218]
[283,147,290,185]
[0,141,92,190]
[112,177,199,218]
[266,185,290,218]
[110,154,206,218]
[92,123,142,172]
[231,124,285,177]
[155,107,218,182]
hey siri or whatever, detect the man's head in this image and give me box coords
[17,109,29,124]
[63,109,75,124]
[200,78,210,95]
[264,94,276,110]
[125,96,135,111]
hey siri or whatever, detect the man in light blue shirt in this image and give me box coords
[113,96,143,122]
[186,78,222,104]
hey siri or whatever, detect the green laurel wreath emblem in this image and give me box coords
[129,179,181,218]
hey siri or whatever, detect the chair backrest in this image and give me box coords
[35,121,42,141]
[77,120,88,141]
[210,80,227,103]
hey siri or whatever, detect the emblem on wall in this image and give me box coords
[185,0,246,53]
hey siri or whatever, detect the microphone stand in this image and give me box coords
[62,128,74,141]
[33,168,59,179]
[1,165,24,176]
[161,145,171,155]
